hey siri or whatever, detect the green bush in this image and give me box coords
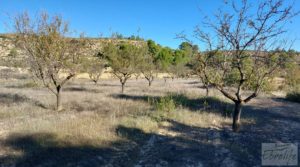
[148,95,177,122]
[286,91,300,103]
[149,95,176,113]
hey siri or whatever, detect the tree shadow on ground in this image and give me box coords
[0,93,47,109]
[183,81,214,89]
[1,113,298,167]
[66,100,111,113]
[242,96,300,124]
[100,83,124,87]
[112,93,234,116]
[1,91,299,166]
[113,93,300,124]
[0,120,241,167]
[64,87,103,93]
[5,84,38,89]
[271,96,300,104]
[112,93,300,163]
[0,133,131,167]
[185,81,201,85]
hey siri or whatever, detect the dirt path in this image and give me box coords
[125,97,300,167]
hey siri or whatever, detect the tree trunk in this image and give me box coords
[56,87,62,111]
[93,80,98,85]
[232,101,242,132]
[205,84,209,96]
[121,82,125,93]
[148,80,152,87]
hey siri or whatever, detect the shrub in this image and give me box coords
[150,95,176,113]
[148,95,177,122]
[286,91,300,103]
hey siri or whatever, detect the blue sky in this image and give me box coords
[0,0,300,50]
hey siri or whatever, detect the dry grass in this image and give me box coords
[0,74,248,165]
[12,113,119,146]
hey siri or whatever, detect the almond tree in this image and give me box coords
[81,54,106,85]
[139,40,161,87]
[191,53,211,96]
[140,53,156,86]
[14,12,88,111]
[102,41,146,93]
[192,0,298,132]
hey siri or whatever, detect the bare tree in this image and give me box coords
[140,53,157,87]
[13,12,88,111]
[133,72,141,80]
[81,54,106,85]
[191,53,211,96]
[192,0,298,132]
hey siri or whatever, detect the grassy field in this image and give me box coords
[0,71,299,167]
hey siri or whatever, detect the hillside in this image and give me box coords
[0,33,145,60]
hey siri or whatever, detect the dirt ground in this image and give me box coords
[0,72,299,167]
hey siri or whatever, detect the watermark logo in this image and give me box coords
[262,143,298,166]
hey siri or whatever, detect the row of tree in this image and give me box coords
[5,0,299,132]
[100,40,198,92]
[10,12,196,110]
